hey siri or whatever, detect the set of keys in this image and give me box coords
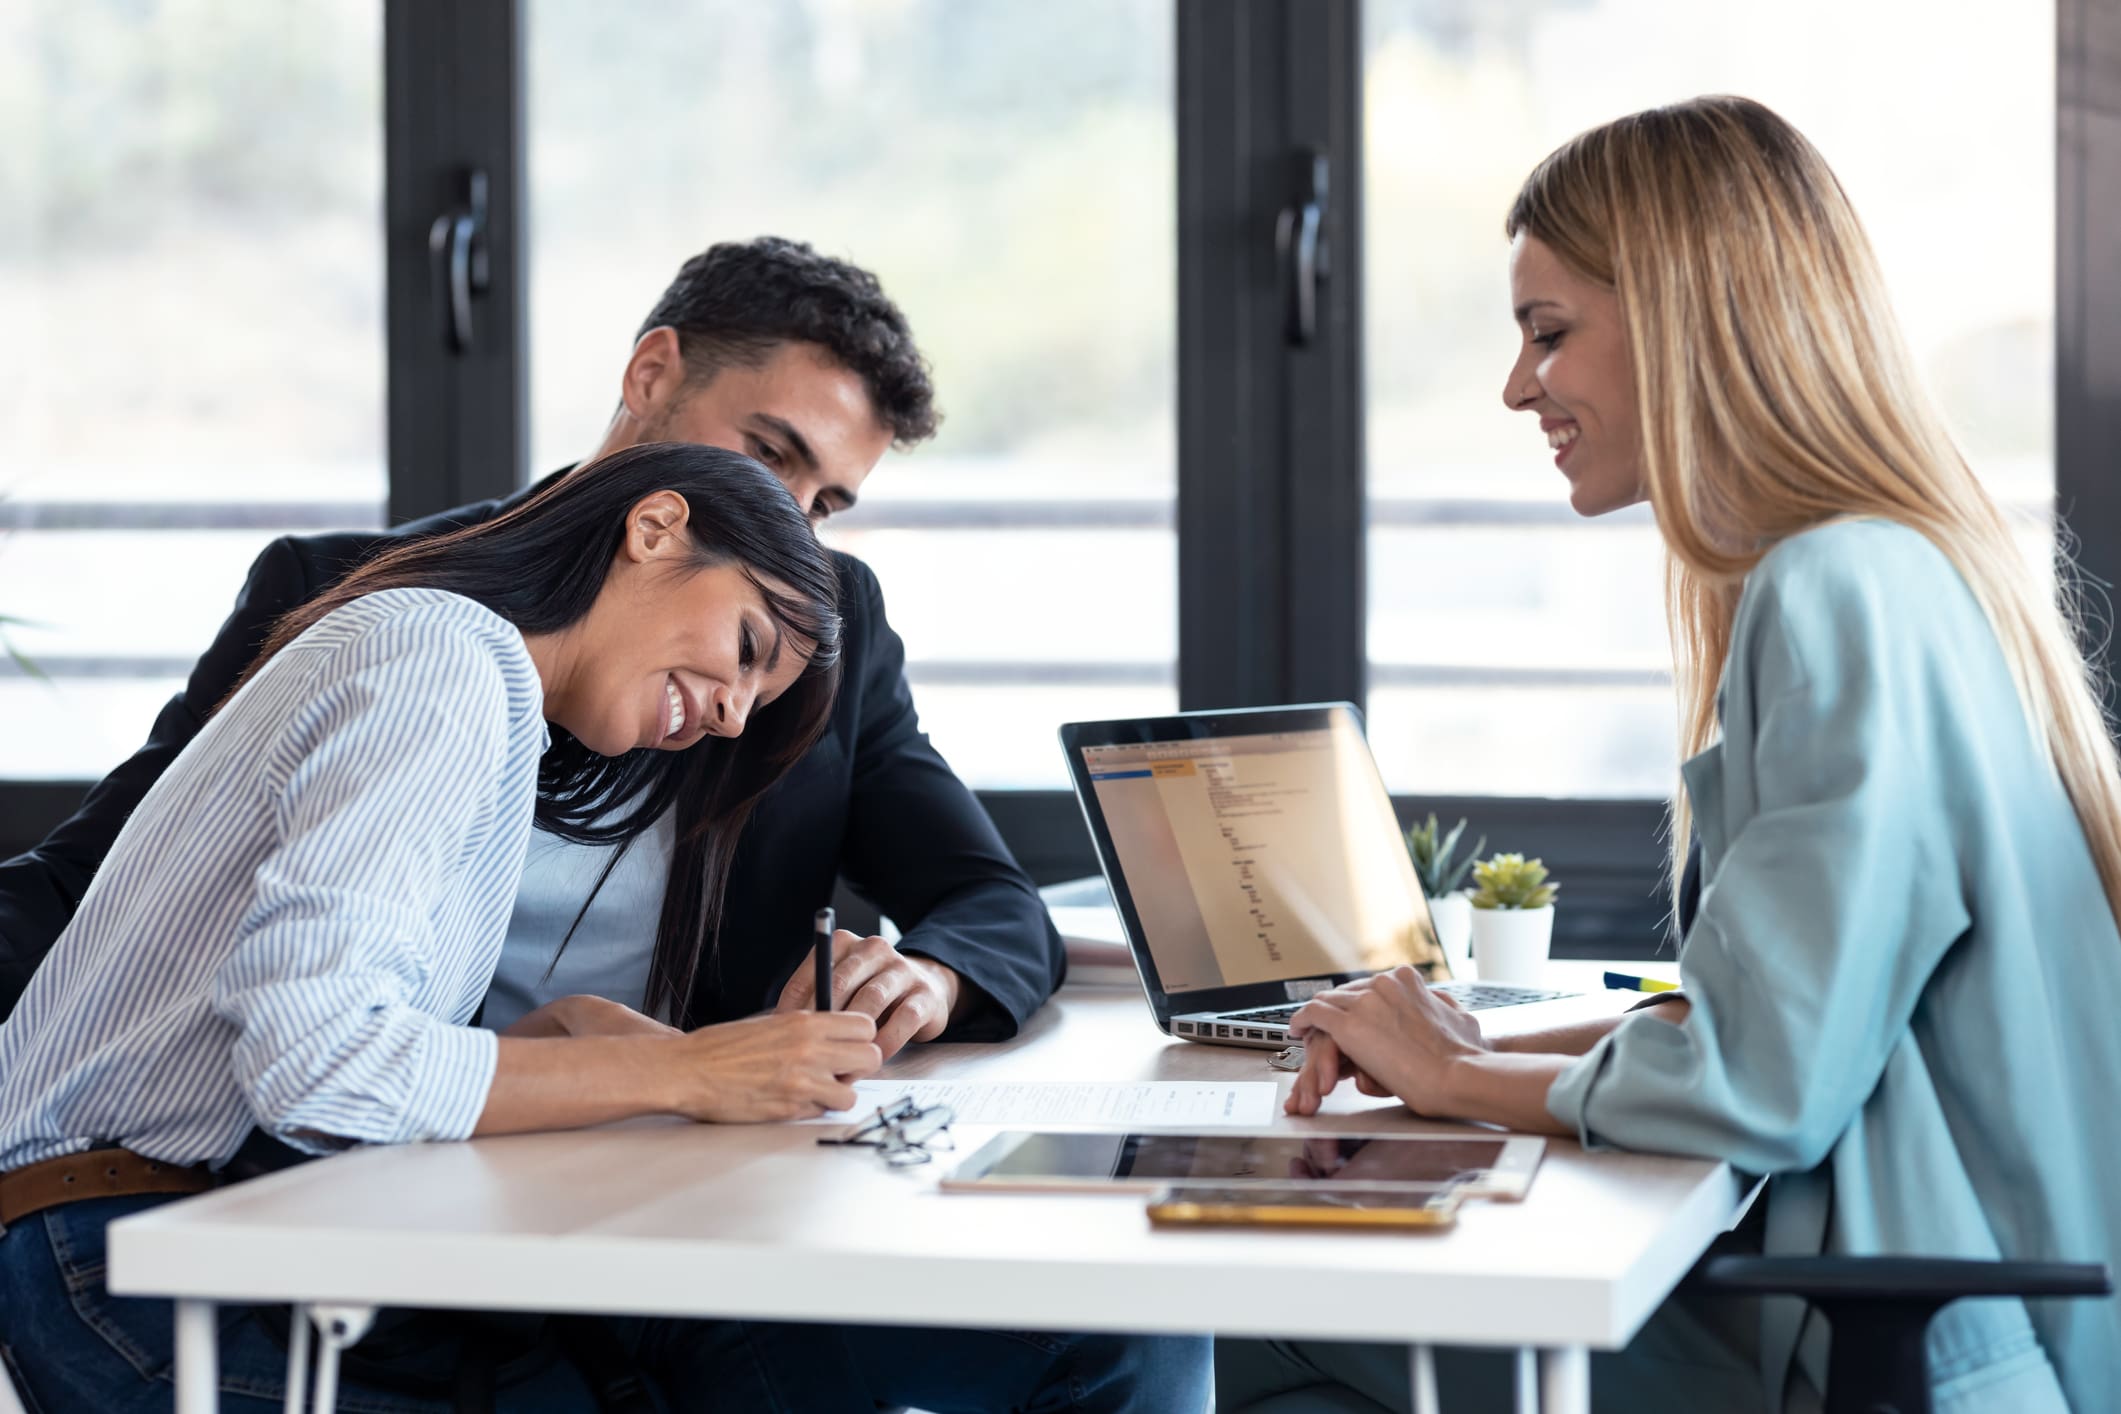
[1268,1043,1306,1072]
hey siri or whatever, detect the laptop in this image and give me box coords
[1059,702,1612,1050]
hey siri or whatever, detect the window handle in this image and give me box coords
[1275,149,1330,348]
[427,168,491,353]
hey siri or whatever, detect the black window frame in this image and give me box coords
[4,0,2112,966]
[385,0,526,524]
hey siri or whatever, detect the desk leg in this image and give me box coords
[308,1304,378,1414]
[173,1300,219,1414]
[283,1304,312,1414]
[1407,1344,1438,1414]
[1537,1346,1590,1414]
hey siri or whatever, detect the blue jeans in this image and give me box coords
[0,1194,1210,1413]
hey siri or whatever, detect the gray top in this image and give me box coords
[480,810,671,1032]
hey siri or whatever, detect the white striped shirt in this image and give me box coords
[0,589,549,1170]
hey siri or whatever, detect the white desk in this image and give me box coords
[110,967,1731,1414]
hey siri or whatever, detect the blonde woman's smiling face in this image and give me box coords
[1501,233,1645,517]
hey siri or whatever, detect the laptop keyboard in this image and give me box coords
[1219,1005,1305,1025]
[1221,981,1570,1026]
[1434,980,1573,1009]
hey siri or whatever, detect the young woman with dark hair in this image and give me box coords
[0,442,882,1407]
[241,438,846,1029]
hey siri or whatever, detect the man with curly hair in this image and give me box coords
[0,237,1209,1411]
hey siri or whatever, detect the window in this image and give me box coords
[1361,0,2054,798]
[3,1,2097,954]
[0,0,385,780]
[526,0,1176,788]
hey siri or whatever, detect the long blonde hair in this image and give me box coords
[1504,95,2121,925]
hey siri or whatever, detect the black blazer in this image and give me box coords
[0,475,1066,1035]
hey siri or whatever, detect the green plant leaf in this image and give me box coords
[1440,834,1485,894]
[0,617,44,682]
[1,644,45,681]
[1405,813,1437,894]
[1407,814,1436,861]
[1407,814,1482,898]
[1438,816,1466,864]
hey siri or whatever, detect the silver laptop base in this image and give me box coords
[1173,980,1573,1049]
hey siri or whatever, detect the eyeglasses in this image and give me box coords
[815,1095,956,1166]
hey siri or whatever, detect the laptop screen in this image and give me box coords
[1077,710,1446,994]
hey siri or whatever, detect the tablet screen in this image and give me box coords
[957,1131,1511,1190]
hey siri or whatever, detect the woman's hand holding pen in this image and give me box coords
[668,1011,884,1123]
[481,1009,882,1134]
[776,930,963,1060]
[1283,967,1488,1118]
[499,996,880,1124]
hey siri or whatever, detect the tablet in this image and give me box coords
[939,1130,1543,1199]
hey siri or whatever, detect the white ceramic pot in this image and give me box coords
[1469,905,1555,986]
[1425,892,1474,973]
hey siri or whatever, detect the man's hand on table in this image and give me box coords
[776,929,965,1059]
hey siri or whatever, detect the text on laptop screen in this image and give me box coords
[1081,718,1443,993]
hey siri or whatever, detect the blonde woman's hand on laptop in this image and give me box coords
[1303,972,1487,1056]
[1282,967,1489,1118]
[1282,1031,1372,1116]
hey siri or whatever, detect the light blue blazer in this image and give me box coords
[1548,520,2121,1413]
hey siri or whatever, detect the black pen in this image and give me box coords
[814,906,836,1012]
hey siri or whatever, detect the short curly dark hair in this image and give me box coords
[637,237,939,447]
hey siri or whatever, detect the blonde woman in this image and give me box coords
[1221,97,2121,1413]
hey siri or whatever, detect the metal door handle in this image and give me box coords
[427,168,491,353]
[1275,149,1330,348]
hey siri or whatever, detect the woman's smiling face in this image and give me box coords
[1501,232,1646,517]
[535,490,813,758]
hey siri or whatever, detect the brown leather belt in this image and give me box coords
[0,1147,216,1226]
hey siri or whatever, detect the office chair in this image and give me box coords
[1685,1254,2111,1414]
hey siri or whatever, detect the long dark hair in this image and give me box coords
[241,442,843,1021]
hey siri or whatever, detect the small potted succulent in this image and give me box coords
[1467,853,1560,986]
[1405,813,1483,965]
